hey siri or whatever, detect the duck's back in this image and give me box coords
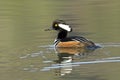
[55,36,95,48]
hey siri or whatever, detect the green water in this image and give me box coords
[0,0,120,80]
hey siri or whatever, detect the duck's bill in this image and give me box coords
[44,28,53,31]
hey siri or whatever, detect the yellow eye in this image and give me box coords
[55,24,58,27]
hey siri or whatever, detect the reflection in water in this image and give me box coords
[20,44,120,79]
[41,45,120,77]
[54,47,96,76]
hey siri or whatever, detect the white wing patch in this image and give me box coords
[71,39,80,42]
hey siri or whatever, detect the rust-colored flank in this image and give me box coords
[56,41,85,48]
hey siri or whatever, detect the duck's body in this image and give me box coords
[46,20,96,48]
[54,36,95,48]
[54,31,95,48]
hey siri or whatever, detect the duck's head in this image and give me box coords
[45,20,72,32]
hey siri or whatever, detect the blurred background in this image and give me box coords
[0,0,120,80]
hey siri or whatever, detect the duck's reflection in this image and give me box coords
[54,47,96,76]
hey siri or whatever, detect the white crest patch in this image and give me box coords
[58,24,71,32]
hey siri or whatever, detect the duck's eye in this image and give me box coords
[54,24,58,27]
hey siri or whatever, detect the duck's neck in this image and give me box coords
[57,30,67,39]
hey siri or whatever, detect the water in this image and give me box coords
[0,0,120,80]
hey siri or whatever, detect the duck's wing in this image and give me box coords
[61,36,95,45]
[61,36,89,42]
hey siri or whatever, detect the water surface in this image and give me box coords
[0,0,120,80]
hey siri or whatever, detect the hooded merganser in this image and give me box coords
[45,19,96,48]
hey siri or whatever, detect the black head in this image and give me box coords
[52,20,72,32]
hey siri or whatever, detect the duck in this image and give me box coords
[45,19,97,48]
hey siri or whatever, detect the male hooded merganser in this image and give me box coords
[45,19,96,48]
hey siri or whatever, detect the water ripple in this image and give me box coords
[41,59,120,71]
[99,43,120,48]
